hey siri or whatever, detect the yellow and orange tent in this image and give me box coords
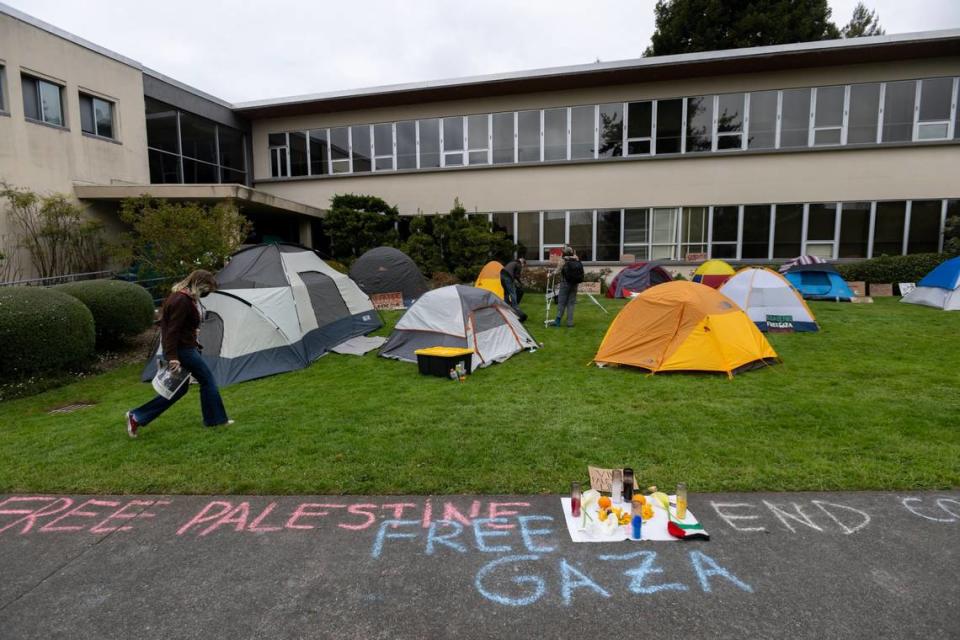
[593,281,778,377]
[692,259,736,289]
[474,261,505,299]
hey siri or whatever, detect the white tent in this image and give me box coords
[144,243,381,386]
[379,285,537,370]
[901,256,960,311]
[719,267,819,332]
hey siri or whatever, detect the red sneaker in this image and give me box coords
[125,412,139,438]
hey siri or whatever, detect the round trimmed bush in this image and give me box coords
[0,287,95,378]
[53,279,155,347]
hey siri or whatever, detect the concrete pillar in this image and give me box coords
[299,218,313,248]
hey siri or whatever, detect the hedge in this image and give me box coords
[0,287,95,378]
[836,253,952,286]
[54,279,155,347]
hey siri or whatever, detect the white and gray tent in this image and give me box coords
[379,285,537,370]
[143,243,381,386]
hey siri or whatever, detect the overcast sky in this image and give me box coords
[8,0,960,104]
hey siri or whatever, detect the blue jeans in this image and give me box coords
[132,347,228,427]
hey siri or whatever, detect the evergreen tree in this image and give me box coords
[841,2,884,38]
[644,0,841,57]
[323,194,399,264]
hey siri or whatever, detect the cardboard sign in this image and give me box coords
[577,282,601,295]
[846,281,866,297]
[685,252,708,262]
[898,282,916,296]
[370,292,405,310]
[588,466,639,493]
[766,314,795,333]
[870,283,893,297]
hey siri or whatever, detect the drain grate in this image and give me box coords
[48,402,96,415]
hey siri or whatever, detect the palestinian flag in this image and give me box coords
[667,519,710,541]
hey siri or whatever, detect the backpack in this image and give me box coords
[563,259,584,284]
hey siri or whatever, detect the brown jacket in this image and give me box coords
[160,291,201,360]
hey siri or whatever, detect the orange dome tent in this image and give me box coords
[692,259,736,288]
[593,281,778,377]
[474,261,505,299]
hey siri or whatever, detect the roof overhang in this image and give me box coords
[234,30,960,119]
[74,184,325,219]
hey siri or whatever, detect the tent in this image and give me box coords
[143,243,381,386]
[720,268,819,332]
[783,262,854,301]
[778,255,828,273]
[349,246,428,306]
[594,281,778,377]
[380,285,537,370]
[901,256,960,310]
[606,261,672,298]
[474,261,506,299]
[691,260,736,288]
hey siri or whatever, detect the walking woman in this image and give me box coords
[125,270,232,438]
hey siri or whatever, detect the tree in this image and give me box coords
[323,194,399,263]
[114,196,251,280]
[401,215,443,276]
[644,0,840,57]
[841,2,884,38]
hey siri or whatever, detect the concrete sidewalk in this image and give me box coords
[1,491,958,639]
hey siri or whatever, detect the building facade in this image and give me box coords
[1,2,958,275]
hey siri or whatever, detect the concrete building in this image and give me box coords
[1,2,958,278]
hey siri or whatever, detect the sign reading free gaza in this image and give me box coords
[765,314,794,333]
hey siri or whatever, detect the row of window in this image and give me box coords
[267,76,960,179]
[146,98,247,185]
[0,64,117,140]
[470,199,958,263]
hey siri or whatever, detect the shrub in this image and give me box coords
[54,279,155,347]
[429,272,460,289]
[0,286,95,378]
[837,253,950,285]
[324,194,400,264]
[325,260,349,275]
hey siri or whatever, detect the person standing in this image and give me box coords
[552,247,584,327]
[502,257,526,306]
[125,270,232,438]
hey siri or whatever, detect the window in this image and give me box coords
[543,210,566,258]
[492,212,514,240]
[742,205,771,259]
[873,201,906,256]
[681,207,708,258]
[623,208,649,260]
[269,133,289,178]
[806,203,838,257]
[773,204,803,258]
[418,119,440,169]
[569,210,593,261]
[149,148,181,184]
[220,126,246,181]
[916,77,954,140]
[598,103,623,158]
[22,74,64,126]
[685,96,713,153]
[442,116,464,166]
[908,200,943,253]
[182,158,218,183]
[396,121,416,170]
[596,209,621,261]
[625,101,652,156]
[570,105,595,160]
[838,201,870,258]
[492,112,515,164]
[0,65,6,112]
[716,93,745,150]
[516,212,540,259]
[309,130,329,176]
[710,206,739,259]
[882,81,916,142]
[812,86,844,146]
[373,123,394,171]
[179,111,217,165]
[517,110,540,162]
[651,208,679,259]
[543,108,567,161]
[329,127,350,173]
[780,88,810,148]
[848,83,880,144]
[748,90,778,150]
[79,93,114,139]
[466,114,489,165]
[655,99,683,154]
[352,125,371,172]
[146,98,179,153]
[288,132,308,177]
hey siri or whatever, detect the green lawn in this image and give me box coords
[0,296,958,495]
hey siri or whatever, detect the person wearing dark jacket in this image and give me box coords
[551,247,582,327]
[502,258,526,306]
[125,270,231,438]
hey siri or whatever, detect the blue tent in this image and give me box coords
[901,256,960,310]
[784,263,854,301]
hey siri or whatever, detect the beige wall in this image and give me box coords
[0,13,150,277]
[249,57,960,214]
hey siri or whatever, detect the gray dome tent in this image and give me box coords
[349,246,428,306]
